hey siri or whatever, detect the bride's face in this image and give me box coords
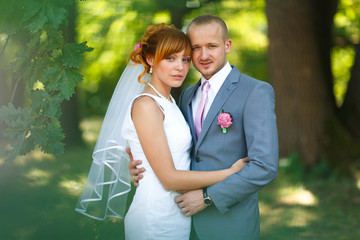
[151,49,191,89]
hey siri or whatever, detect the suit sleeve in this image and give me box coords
[207,82,279,214]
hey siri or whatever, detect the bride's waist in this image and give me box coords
[136,156,190,171]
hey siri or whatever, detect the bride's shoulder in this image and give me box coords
[133,94,157,106]
[132,94,163,116]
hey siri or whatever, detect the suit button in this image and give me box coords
[195,157,200,162]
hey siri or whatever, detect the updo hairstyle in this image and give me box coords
[129,23,192,83]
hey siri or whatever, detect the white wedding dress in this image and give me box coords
[122,93,192,240]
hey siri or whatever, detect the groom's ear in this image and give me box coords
[225,39,232,54]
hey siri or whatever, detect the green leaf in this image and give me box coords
[22,0,43,22]
[30,127,49,146]
[46,101,59,118]
[62,43,82,68]
[42,124,64,155]
[43,141,64,155]
[0,104,32,143]
[30,89,50,113]
[9,131,27,157]
[43,66,59,79]
[51,49,63,58]
[28,31,42,50]
[31,89,60,118]
[46,1,67,29]
[25,7,47,31]
[18,137,35,156]
[45,66,83,100]
[0,1,24,35]
[0,0,91,160]
[62,42,94,68]
[0,103,25,123]
[3,128,20,140]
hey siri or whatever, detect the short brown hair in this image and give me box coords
[130,23,192,82]
[187,15,229,41]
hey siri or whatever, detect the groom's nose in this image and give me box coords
[200,48,210,60]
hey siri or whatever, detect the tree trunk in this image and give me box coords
[265,0,337,166]
[60,3,83,147]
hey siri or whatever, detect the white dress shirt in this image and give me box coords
[192,62,232,123]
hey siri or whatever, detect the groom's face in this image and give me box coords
[187,22,231,80]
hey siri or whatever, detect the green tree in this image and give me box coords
[266,0,360,170]
[77,0,266,116]
[0,0,93,160]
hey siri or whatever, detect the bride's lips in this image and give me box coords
[172,74,184,80]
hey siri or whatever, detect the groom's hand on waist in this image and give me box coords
[174,189,206,217]
[126,147,145,187]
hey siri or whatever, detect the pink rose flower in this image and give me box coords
[217,111,232,133]
[133,42,141,51]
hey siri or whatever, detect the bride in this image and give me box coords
[76,23,248,240]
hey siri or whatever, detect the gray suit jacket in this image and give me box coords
[179,66,278,240]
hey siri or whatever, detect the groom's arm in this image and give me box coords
[208,82,278,214]
[175,82,278,216]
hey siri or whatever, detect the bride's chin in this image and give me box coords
[173,84,183,89]
[168,83,182,89]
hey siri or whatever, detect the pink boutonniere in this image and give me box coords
[217,110,233,134]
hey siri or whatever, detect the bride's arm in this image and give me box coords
[132,97,247,191]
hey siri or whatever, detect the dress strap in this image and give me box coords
[132,93,165,114]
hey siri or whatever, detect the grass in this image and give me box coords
[0,142,359,239]
[259,155,360,240]
[0,146,127,240]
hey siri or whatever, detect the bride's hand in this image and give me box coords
[230,157,249,173]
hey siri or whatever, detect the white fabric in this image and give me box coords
[75,62,151,220]
[192,61,232,123]
[122,93,192,240]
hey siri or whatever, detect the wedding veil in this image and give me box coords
[75,62,150,220]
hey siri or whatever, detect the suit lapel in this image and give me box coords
[184,81,201,145]
[195,67,241,152]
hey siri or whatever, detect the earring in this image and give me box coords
[149,67,152,74]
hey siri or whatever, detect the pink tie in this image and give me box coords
[195,81,211,139]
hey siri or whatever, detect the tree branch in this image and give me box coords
[0,34,9,58]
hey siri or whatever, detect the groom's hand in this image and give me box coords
[174,189,206,217]
[126,147,145,187]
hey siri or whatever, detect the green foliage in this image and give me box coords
[76,0,154,116]
[331,0,360,106]
[279,153,306,182]
[279,153,342,183]
[331,46,355,106]
[334,0,360,44]
[0,0,93,160]
[77,0,268,116]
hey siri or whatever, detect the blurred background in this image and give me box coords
[0,0,359,239]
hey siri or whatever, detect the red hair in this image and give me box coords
[129,23,192,83]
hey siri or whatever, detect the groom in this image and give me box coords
[129,15,278,239]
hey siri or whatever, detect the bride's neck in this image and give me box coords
[148,81,171,99]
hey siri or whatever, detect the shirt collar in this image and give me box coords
[200,61,232,93]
